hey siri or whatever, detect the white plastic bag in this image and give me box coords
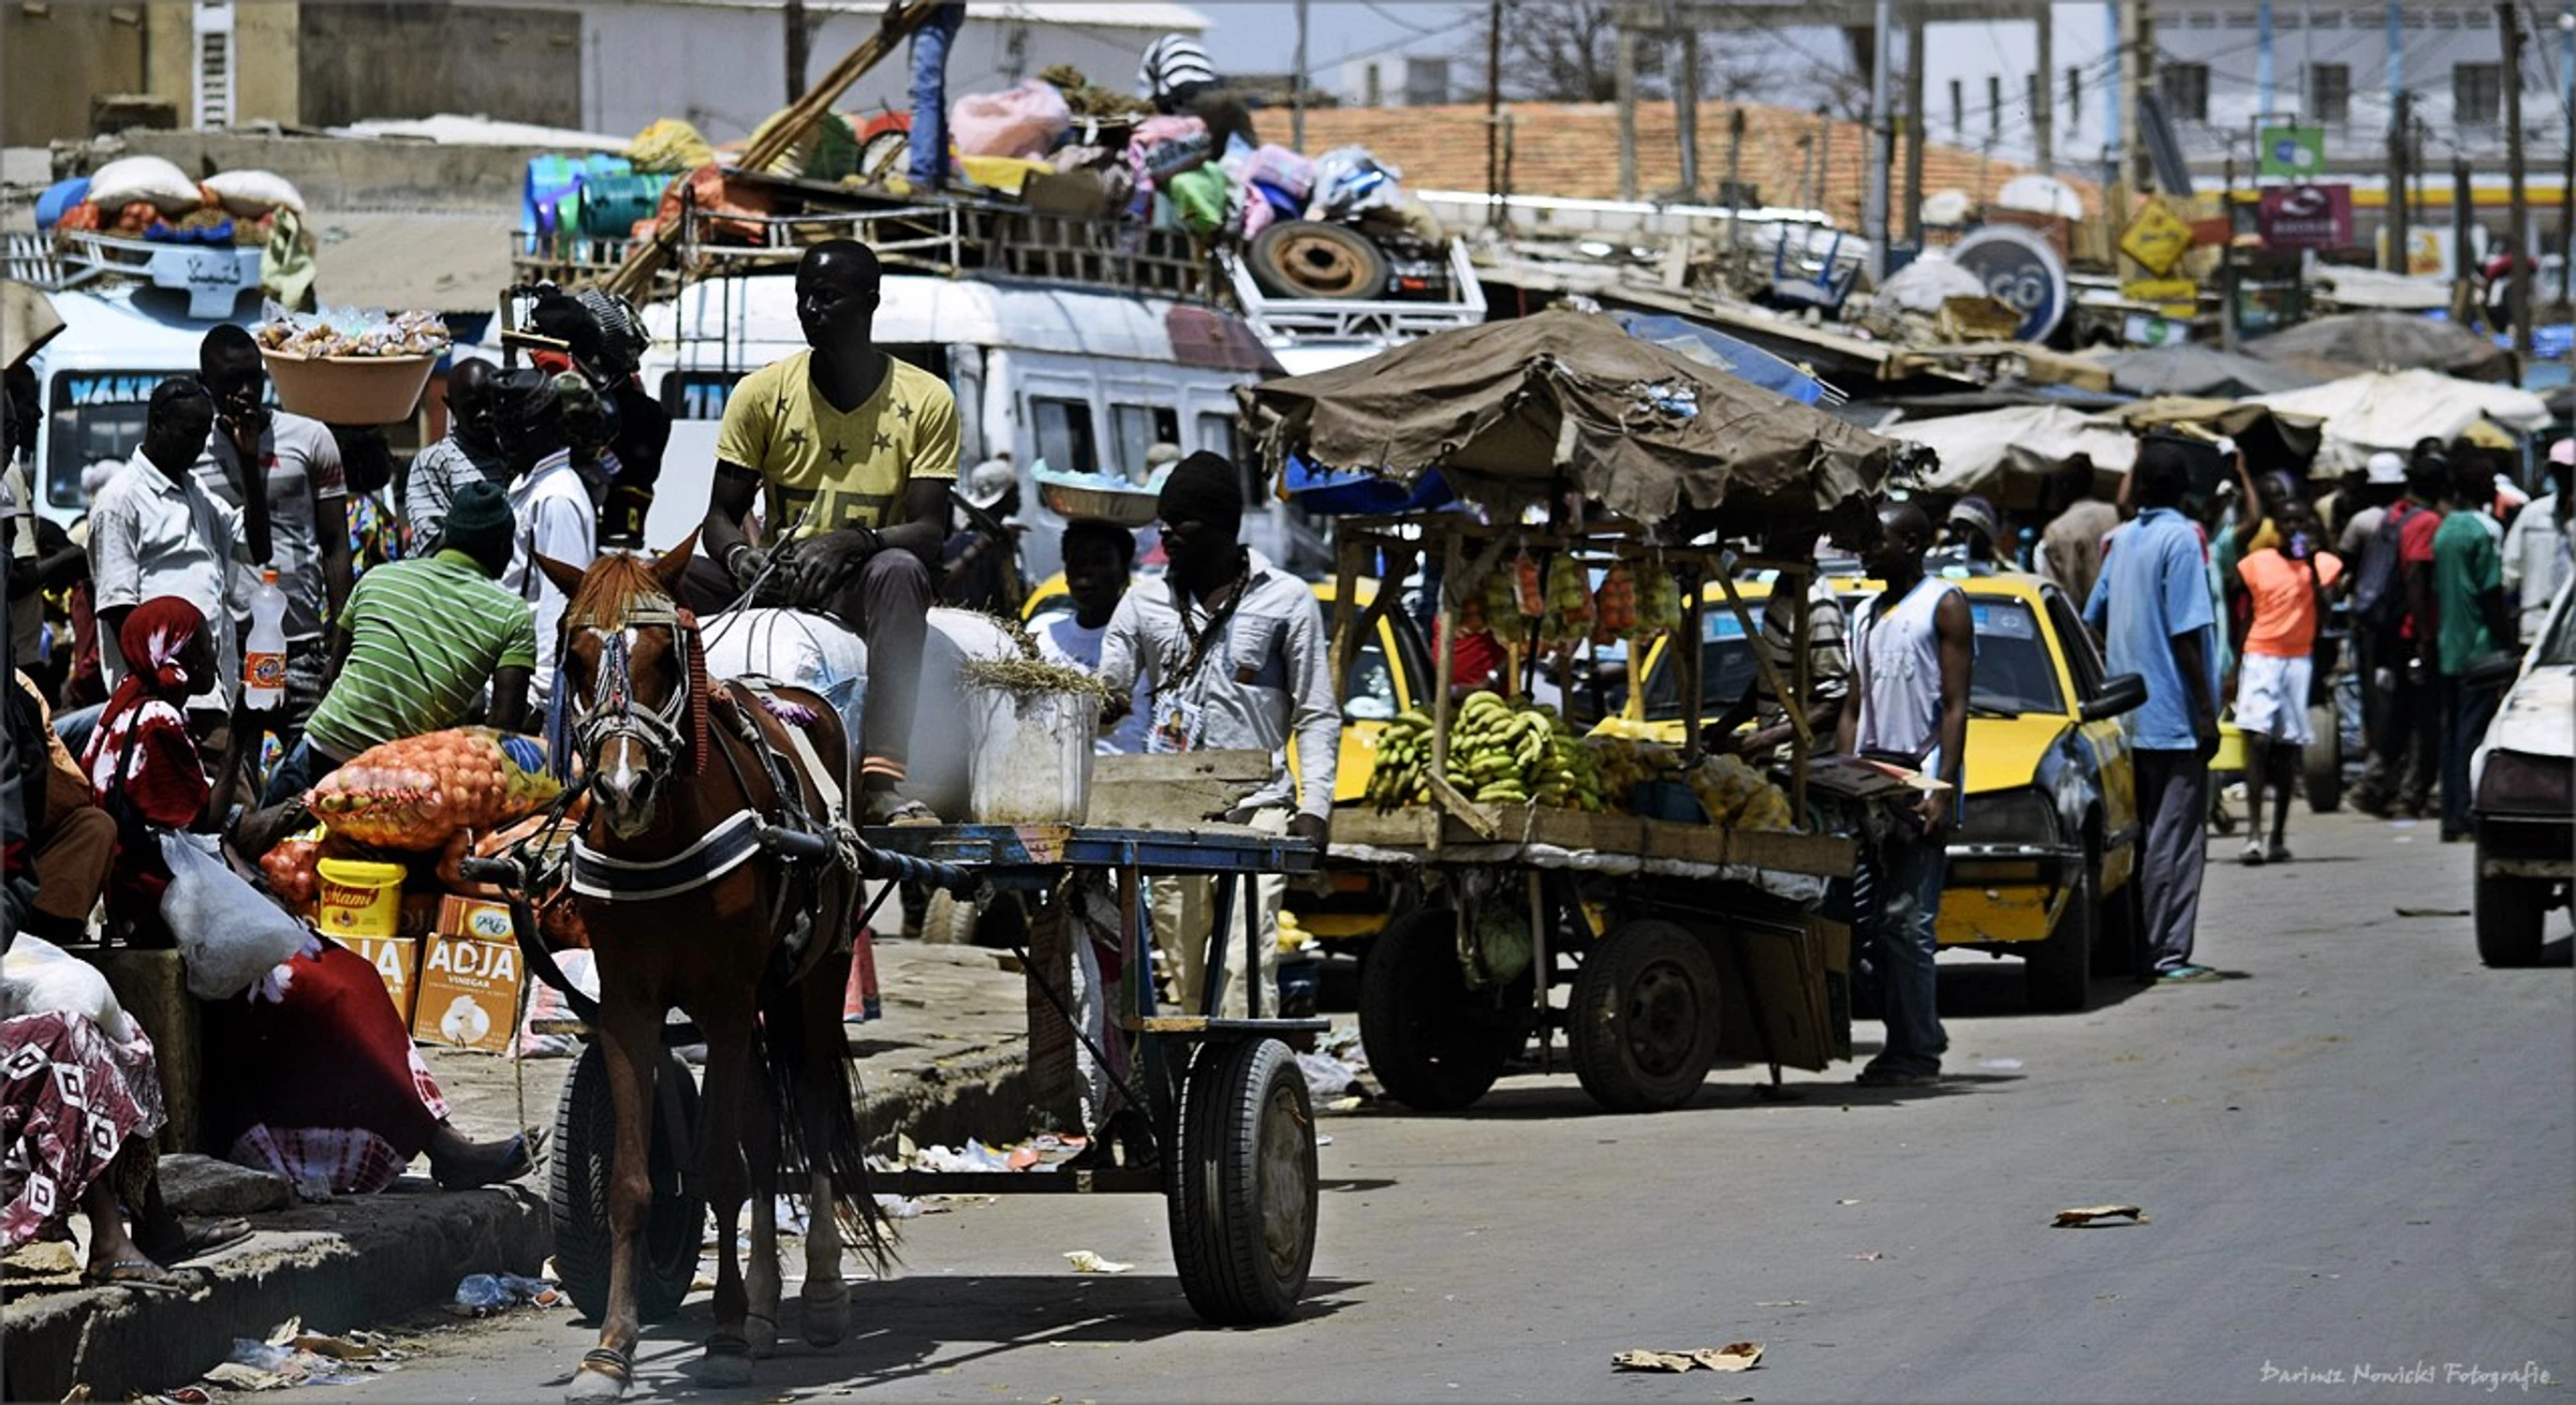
[203,168,307,216]
[86,155,202,214]
[0,936,139,1043]
[949,80,1072,159]
[159,831,311,1000]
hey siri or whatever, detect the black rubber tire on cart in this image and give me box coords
[2304,702,2343,813]
[1167,1037,1317,1325]
[1568,919,1722,1114]
[1245,220,1391,300]
[2474,866,2549,969]
[552,1043,705,1324]
[1358,908,1528,1111]
[2024,851,2098,1013]
[921,888,977,946]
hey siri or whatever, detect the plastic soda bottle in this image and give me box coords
[243,568,288,709]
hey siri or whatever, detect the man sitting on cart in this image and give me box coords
[695,240,960,825]
[1099,453,1338,1018]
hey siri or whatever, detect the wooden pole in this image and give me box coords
[1788,563,1812,818]
[1903,7,1927,248]
[2388,88,2411,273]
[1293,0,1309,151]
[2499,0,2535,364]
[1486,0,1504,229]
[785,0,811,102]
[1616,24,1641,203]
[2032,0,2053,173]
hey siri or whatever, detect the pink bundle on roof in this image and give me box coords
[950,80,1072,160]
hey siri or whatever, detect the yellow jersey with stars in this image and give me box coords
[715,350,960,542]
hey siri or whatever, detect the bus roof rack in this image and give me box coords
[3,230,265,320]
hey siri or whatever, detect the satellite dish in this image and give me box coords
[1919,188,1976,228]
[1949,225,2070,342]
[1995,174,2085,220]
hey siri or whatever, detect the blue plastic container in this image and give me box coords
[34,177,89,230]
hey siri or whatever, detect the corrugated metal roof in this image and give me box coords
[308,211,517,315]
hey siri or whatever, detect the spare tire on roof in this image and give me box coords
[1244,220,1391,301]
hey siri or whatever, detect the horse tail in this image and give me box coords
[758,972,896,1274]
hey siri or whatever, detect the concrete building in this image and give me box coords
[1335,55,1451,109]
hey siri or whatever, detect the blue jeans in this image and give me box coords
[1871,833,1950,1075]
[906,3,965,187]
[52,702,103,760]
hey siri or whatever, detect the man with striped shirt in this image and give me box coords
[255,481,536,810]
[1137,31,1257,153]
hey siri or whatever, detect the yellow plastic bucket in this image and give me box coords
[316,859,406,939]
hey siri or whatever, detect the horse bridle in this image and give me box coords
[563,590,705,781]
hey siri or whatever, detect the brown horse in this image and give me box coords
[537,537,889,1402]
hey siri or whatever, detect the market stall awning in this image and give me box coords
[1239,306,1918,532]
[1892,404,2137,503]
[2095,345,2323,399]
[2250,369,2552,472]
[2092,396,2324,467]
[2245,311,2515,384]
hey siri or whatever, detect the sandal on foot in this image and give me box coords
[140,1215,253,1264]
[432,1128,547,1191]
[81,1259,188,1294]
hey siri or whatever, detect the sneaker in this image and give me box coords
[861,788,941,826]
[2239,840,2267,866]
[1854,1066,1941,1087]
[2266,842,2292,864]
[2156,964,2220,984]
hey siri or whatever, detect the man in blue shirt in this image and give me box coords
[2085,435,2223,984]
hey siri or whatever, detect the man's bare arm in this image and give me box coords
[881,478,950,568]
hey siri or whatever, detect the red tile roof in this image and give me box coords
[1288,101,2098,228]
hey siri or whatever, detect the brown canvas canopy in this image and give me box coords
[1239,307,1919,534]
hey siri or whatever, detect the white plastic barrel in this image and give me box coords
[964,687,1097,823]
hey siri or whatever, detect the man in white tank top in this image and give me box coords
[1837,502,1973,1087]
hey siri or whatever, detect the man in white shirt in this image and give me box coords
[193,325,349,740]
[493,370,596,709]
[82,379,241,738]
[1100,453,1336,1018]
[2501,439,2572,641]
[1031,520,1150,754]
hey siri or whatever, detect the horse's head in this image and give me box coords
[537,532,701,842]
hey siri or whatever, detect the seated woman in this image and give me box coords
[84,599,534,1194]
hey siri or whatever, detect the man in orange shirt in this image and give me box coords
[2228,496,2343,865]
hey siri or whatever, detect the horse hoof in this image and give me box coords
[563,1368,627,1404]
[743,1313,778,1358]
[801,1286,850,1348]
[698,1338,755,1387]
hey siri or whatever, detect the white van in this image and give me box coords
[632,271,1337,582]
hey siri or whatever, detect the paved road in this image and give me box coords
[322,810,2572,1404]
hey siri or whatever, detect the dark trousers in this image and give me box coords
[2133,747,2210,974]
[684,548,933,779]
[2435,673,2503,839]
[2355,647,2438,814]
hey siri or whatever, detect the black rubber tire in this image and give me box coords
[1357,909,1527,1111]
[552,1043,706,1324]
[1568,920,1722,1114]
[1167,1038,1317,1325]
[2304,704,2343,813]
[1245,220,1391,300]
[2474,867,2548,968]
[2024,854,2098,1013]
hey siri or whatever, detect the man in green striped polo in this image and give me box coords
[254,481,537,812]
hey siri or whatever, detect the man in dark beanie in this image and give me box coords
[493,368,596,708]
[242,481,537,849]
[1100,450,1338,1018]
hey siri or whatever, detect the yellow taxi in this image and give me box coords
[1611,570,2146,1011]
[1023,571,1434,945]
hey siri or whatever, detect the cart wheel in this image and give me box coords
[1357,908,1529,1111]
[1569,920,1722,1114]
[2304,703,2342,813]
[920,888,977,946]
[1167,1038,1317,1325]
[551,1043,705,1324]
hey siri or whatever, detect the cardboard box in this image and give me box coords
[413,935,523,1054]
[342,934,424,1024]
[437,893,517,943]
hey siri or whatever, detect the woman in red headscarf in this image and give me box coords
[83,598,535,1194]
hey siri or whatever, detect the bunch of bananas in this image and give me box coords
[1583,732,1683,801]
[1446,690,1554,806]
[1364,708,1438,808]
[1685,754,1797,831]
[1365,692,1612,811]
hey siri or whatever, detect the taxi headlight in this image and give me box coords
[1956,788,2061,847]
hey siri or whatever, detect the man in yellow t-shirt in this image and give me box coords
[700,240,960,822]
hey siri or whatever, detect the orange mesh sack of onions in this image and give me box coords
[306,728,562,850]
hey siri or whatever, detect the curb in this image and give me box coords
[7,1043,1032,1402]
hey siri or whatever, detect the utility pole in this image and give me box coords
[2452,155,2477,322]
[1616,22,1641,202]
[1905,5,1927,247]
[785,0,810,102]
[2117,0,2144,195]
[2222,153,2241,351]
[1675,16,1703,197]
[1486,0,1504,229]
[2388,88,2412,273]
[2561,2,2575,313]
[2034,2,2055,172]
[1863,0,1895,278]
[1292,0,1308,151]
[1725,105,1747,268]
[2501,0,2534,364]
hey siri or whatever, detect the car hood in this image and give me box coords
[1962,715,2068,797]
[2480,663,2576,763]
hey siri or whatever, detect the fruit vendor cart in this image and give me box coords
[468,813,1330,1328]
[1239,306,1929,1114]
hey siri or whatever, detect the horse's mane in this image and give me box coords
[564,551,672,629]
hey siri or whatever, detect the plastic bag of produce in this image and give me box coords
[950,79,1073,160]
[307,729,561,850]
[162,832,311,1000]
[1167,165,1231,233]
[259,825,327,910]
